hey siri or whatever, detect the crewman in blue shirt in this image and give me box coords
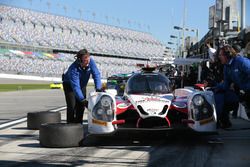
[216,44,250,127]
[217,45,250,93]
[62,49,102,123]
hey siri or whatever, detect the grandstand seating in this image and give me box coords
[0,5,163,77]
[0,48,145,78]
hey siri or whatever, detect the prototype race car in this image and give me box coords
[87,67,217,134]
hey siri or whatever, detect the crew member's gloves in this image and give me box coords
[81,99,88,108]
[206,87,216,91]
[96,89,103,92]
[239,90,245,102]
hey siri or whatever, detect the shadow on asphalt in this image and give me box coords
[7,124,220,149]
[0,160,73,167]
[0,134,37,139]
[12,127,29,130]
[81,130,220,147]
[14,129,220,149]
[18,143,41,148]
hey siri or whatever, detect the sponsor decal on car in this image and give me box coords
[117,102,131,108]
[199,117,214,125]
[136,97,168,104]
[146,108,159,114]
[92,119,107,126]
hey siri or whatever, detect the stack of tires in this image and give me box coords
[27,111,84,147]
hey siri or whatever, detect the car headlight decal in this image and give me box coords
[159,105,168,115]
[137,105,149,115]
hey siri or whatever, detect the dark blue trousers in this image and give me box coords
[214,89,239,122]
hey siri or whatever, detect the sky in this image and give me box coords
[0,0,249,47]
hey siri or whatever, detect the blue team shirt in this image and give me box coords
[217,55,250,91]
[63,57,101,102]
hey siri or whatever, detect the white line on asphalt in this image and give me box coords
[49,106,67,112]
[0,118,27,129]
[0,106,67,129]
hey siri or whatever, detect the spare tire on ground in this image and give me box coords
[39,123,84,148]
[27,111,61,130]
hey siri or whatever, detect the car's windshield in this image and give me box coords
[126,73,171,94]
[106,80,117,89]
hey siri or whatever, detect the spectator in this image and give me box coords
[244,42,250,58]
[62,49,102,123]
[187,66,197,86]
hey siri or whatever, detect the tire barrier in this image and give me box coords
[39,123,84,148]
[27,111,61,130]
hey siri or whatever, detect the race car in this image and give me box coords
[50,82,63,89]
[87,67,217,134]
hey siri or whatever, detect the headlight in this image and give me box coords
[192,95,204,106]
[101,96,112,107]
[202,107,208,114]
[106,109,113,115]
[92,95,115,122]
[191,95,214,121]
[97,108,104,115]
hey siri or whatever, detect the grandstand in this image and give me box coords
[0,5,165,78]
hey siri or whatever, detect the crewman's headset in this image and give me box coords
[75,49,89,64]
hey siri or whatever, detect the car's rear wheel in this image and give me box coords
[27,111,61,130]
[39,123,84,148]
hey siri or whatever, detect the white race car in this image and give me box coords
[87,68,217,135]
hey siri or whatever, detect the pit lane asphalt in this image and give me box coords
[0,89,66,124]
[0,88,250,166]
[0,84,94,124]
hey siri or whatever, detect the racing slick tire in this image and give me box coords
[27,111,61,130]
[39,123,84,148]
